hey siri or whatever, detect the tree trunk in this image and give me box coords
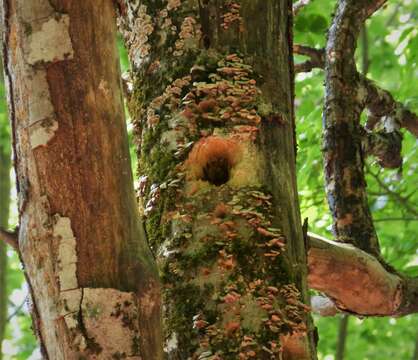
[1,0,162,358]
[119,0,316,359]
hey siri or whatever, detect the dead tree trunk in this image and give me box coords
[119,0,317,359]
[1,0,162,358]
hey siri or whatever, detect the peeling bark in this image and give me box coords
[120,0,316,359]
[1,0,162,358]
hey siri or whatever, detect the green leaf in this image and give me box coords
[308,14,328,34]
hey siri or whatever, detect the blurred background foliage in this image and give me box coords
[0,0,417,359]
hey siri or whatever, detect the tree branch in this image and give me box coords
[294,44,418,139]
[359,77,418,138]
[6,297,27,322]
[362,0,387,21]
[293,0,313,16]
[294,44,325,73]
[0,227,18,251]
[362,128,403,169]
[307,233,418,316]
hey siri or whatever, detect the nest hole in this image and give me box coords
[186,136,240,186]
[202,155,231,186]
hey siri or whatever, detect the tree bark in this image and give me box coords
[119,0,316,359]
[1,0,162,358]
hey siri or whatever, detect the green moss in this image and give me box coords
[145,209,162,253]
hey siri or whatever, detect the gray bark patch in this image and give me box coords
[26,15,74,64]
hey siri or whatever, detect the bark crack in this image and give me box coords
[76,287,102,355]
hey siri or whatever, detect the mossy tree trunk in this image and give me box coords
[1,0,162,358]
[119,1,317,358]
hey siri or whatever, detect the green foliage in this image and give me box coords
[315,315,417,360]
[2,252,38,359]
[0,83,10,156]
[295,13,329,34]
[117,34,130,73]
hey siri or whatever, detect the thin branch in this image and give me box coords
[367,166,418,217]
[362,0,387,21]
[294,44,325,73]
[335,315,349,360]
[385,3,401,27]
[0,227,18,251]
[293,0,313,16]
[6,297,27,322]
[308,232,418,316]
